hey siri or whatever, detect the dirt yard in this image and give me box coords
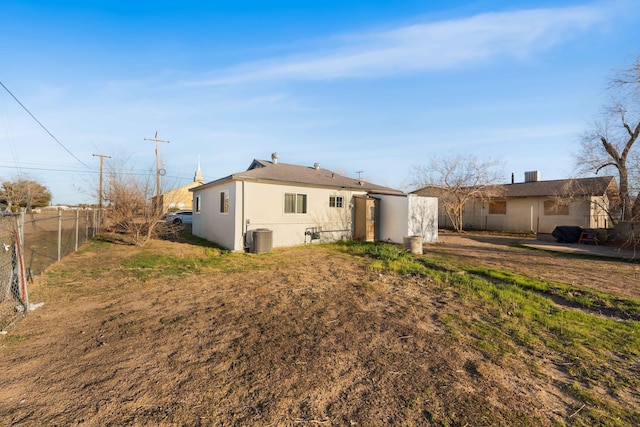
[0,233,638,426]
[434,232,640,300]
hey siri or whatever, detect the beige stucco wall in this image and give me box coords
[161,181,203,211]
[459,196,610,233]
[193,179,440,250]
[242,182,364,250]
[193,180,367,251]
[191,181,238,250]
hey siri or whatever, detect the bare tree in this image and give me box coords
[409,155,504,232]
[550,177,619,228]
[577,56,640,221]
[102,158,169,246]
[0,176,52,211]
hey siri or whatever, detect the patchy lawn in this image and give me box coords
[1,233,638,426]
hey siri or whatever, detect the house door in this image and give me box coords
[354,197,379,242]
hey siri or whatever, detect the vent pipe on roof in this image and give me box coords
[271,152,279,164]
[314,162,320,170]
[511,173,514,184]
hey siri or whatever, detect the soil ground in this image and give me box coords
[434,232,640,300]
[0,233,638,426]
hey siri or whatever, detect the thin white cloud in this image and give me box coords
[189,5,608,86]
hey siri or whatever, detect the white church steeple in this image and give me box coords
[194,155,204,183]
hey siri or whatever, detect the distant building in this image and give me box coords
[414,172,619,234]
[157,159,205,212]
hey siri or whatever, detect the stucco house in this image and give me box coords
[157,161,205,212]
[190,154,438,251]
[414,172,618,234]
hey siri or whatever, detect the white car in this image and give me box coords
[165,210,193,225]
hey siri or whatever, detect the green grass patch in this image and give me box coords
[467,267,640,320]
[337,240,429,275]
[121,246,285,279]
[339,239,640,415]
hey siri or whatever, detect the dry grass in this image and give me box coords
[0,234,638,426]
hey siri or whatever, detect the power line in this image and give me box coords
[0,81,91,169]
[0,164,97,174]
[0,163,193,181]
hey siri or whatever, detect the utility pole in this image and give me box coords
[144,131,170,212]
[93,153,111,226]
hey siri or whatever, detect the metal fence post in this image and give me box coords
[75,209,79,252]
[18,211,28,310]
[57,209,62,262]
[19,209,25,248]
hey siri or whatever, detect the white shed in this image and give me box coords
[375,193,438,244]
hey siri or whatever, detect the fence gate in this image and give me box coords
[0,214,28,333]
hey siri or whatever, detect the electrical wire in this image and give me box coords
[0,162,194,181]
[0,81,91,169]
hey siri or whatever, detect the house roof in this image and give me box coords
[413,176,618,199]
[499,176,618,198]
[192,159,404,195]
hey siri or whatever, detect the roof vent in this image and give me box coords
[314,162,320,170]
[524,171,541,182]
[271,152,279,164]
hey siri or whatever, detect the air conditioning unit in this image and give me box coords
[524,171,541,182]
[251,229,273,254]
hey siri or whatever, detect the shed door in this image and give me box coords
[354,197,379,242]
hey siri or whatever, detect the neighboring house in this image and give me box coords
[414,172,618,234]
[190,154,438,251]
[156,160,205,212]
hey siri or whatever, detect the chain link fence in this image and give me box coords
[23,209,100,278]
[0,214,28,332]
[1,208,100,332]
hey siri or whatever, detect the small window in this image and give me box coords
[220,191,229,214]
[489,200,506,215]
[330,196,344,208]
[195,196,201,213]
[285,193,307,214]
[544,200,569,215]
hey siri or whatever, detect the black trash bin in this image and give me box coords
[551,226,583,243]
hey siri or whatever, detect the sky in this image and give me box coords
[1,0,639,205]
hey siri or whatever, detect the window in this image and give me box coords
[489,200,506,215]
[220,191,229,214]
[544,200,569,215]
[329,195,344,208]
[285,193,307,214]
[195,195,201,213]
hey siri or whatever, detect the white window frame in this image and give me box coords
[284,193,307,214]
[330,195,344,208]
[220,191,229,214]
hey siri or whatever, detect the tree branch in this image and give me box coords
[595,162,618,174]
